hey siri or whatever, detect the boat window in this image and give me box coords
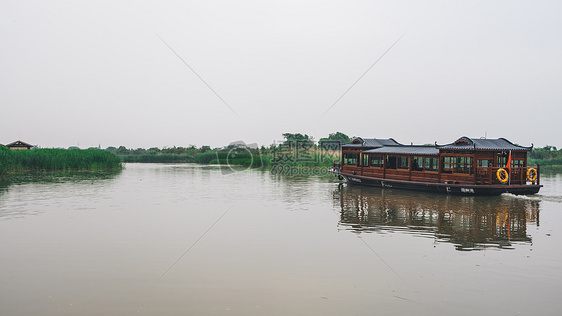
[384,156,410,170]
[478,159,492,168]
[424,157,438,171]
[370,155,383,168]
[512,159,524,168]
[397,156,409,170]
[412,156,438,172]
[363,155,369,167]
[386,156,397,169]
[496,152,524,169]
[497,152,508,168]
[343,153,358,166]
[412,157,423,171]
[443,156,473,174]
[442,157,452,173]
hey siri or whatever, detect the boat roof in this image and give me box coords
[437,137,532,151]
[342,137,400,148]
[343,136,532,153]
[364,146,439,156]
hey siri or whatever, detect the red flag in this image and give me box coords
[506,150,512,174]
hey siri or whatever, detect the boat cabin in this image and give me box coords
[336,136,539,192]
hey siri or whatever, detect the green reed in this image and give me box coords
[0,147,122,175]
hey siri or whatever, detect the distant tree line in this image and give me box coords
[104,145,212,156]
[102,132,353,165]
[528,145,562,167]
[105,132,352,155]
[98,134,561,168]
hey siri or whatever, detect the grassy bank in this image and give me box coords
[529,161,562,173]
[540,166,562,173]
[529,158,562,166]
[0,147,122,175]
[528,157,562,173]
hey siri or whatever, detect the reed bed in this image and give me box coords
[0,147,122,175]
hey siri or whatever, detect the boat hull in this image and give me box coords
[334,171,541,196]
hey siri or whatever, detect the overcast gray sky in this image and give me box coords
[1,0,561,149]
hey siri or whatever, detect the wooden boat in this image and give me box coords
[330,136,542,195]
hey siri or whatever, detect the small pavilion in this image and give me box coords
[6,140,34,150]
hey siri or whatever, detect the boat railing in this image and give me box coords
[475,165,540,185]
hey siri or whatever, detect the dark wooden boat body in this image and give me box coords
[330,136,542,196]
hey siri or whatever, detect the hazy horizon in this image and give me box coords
[2,0,561,149]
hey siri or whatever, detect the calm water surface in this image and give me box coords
[1,164,561,315]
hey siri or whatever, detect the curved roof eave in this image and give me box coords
[437,137,532,151]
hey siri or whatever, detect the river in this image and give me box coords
[1,163,561,315]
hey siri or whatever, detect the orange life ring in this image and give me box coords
[527,168,537,182]
[496,168,509,183]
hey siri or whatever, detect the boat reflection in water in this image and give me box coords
[334,185,540,251]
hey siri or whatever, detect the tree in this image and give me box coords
[132,148,146,155]
[116,146,130,155]
[281,133,314,148]
[147,147,160,155]
[318,132,351,150]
